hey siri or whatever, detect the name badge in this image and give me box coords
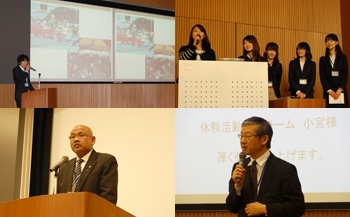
[268,81,273,87]
[25,83,29,87]
[331,71,339,77]
[299,79,307,85]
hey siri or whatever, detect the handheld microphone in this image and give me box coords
[49,156,69,172]
[30,67,36,72]
[236,151,246,182]
[195,35,201,45]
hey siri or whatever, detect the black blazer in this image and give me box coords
[57,149,118,204]
[12,65,35,104]
[288,58,316,98]
[268,63,282,98]
[178,45,216,61]
[319,54,348,107]
[226,152,305,217]
[238,55,266,62]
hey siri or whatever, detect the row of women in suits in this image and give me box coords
[178,24,348,108]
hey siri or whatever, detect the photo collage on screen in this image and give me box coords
[30,0,174,82]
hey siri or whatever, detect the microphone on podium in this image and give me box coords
[49,156,69,172]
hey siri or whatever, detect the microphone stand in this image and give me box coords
[52,168,59,194]
[38,73,41,90]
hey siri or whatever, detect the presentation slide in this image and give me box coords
[30,0,174,82]
[175,108,350,204]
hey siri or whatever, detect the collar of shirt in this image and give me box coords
[19,65,26,72]
[248,150,270,167]
[75,149,93,171]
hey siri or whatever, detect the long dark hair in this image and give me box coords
[324,33,343,56]
[187,24,211,50]
[242,35,263,61]
[263,42,280,66]
[296,42,312,60]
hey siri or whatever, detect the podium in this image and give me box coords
[0,192,135,217]
[178,61,269,108]
[22,88,57,108]
[269,98,326,108]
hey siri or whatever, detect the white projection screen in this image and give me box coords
[49,108,175,217]
[175,108,350,208]
[30,0,175,82]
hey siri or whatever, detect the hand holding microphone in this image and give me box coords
[232,152,246,187]
[194,34,201,46]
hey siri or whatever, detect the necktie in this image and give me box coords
[71,158,84,192]
[250,160,258,201]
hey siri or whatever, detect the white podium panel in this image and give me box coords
[178,61,268,108]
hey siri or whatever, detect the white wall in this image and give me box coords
[0,109,20,203]
[49,108,175,217]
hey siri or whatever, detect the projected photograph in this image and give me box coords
[30,0,175,82]
[115,14,154,55]
[31,3,80,49]
[145,44,175,80]
[67,49,111,79]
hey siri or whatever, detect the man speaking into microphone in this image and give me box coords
[226,116,305,217]
[57,125,118,204]
[12,54,35,108]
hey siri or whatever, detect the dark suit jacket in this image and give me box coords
[178,45,216,61]
[288,58,316,98]
[12,65,35,108]
[319,54,349,107]
[226,152,305,217]
[238,55,266,62]
[268,63,282,98]
[57,149,118,204]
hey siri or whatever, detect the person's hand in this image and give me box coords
[232,165,246,188]
[193,35,201,46]
[25,65,30,73]
[297,91,305,99]
[334,88,343,100]
[245,202,267,216]
[328,90,337,100]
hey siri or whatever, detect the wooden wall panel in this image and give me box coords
[176,0,341,34]
[311,0,341,34]
[0,84,175,108]
[110,0,175,10]
[175,211,350,217]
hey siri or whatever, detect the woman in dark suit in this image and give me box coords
[319,33,348,108]
[238,35,265,61]
[263,42,282,98]
[288,42,316,98]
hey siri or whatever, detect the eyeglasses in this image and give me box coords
[68,133,91,140]
[238,134,259,140]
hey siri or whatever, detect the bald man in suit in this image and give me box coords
[57,125,118,204]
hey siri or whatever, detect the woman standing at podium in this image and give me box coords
[288,42,316,99]
[238,35,265,61]
[319,33,348,108]
[178,24,216,61]
[263,42,282,98]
